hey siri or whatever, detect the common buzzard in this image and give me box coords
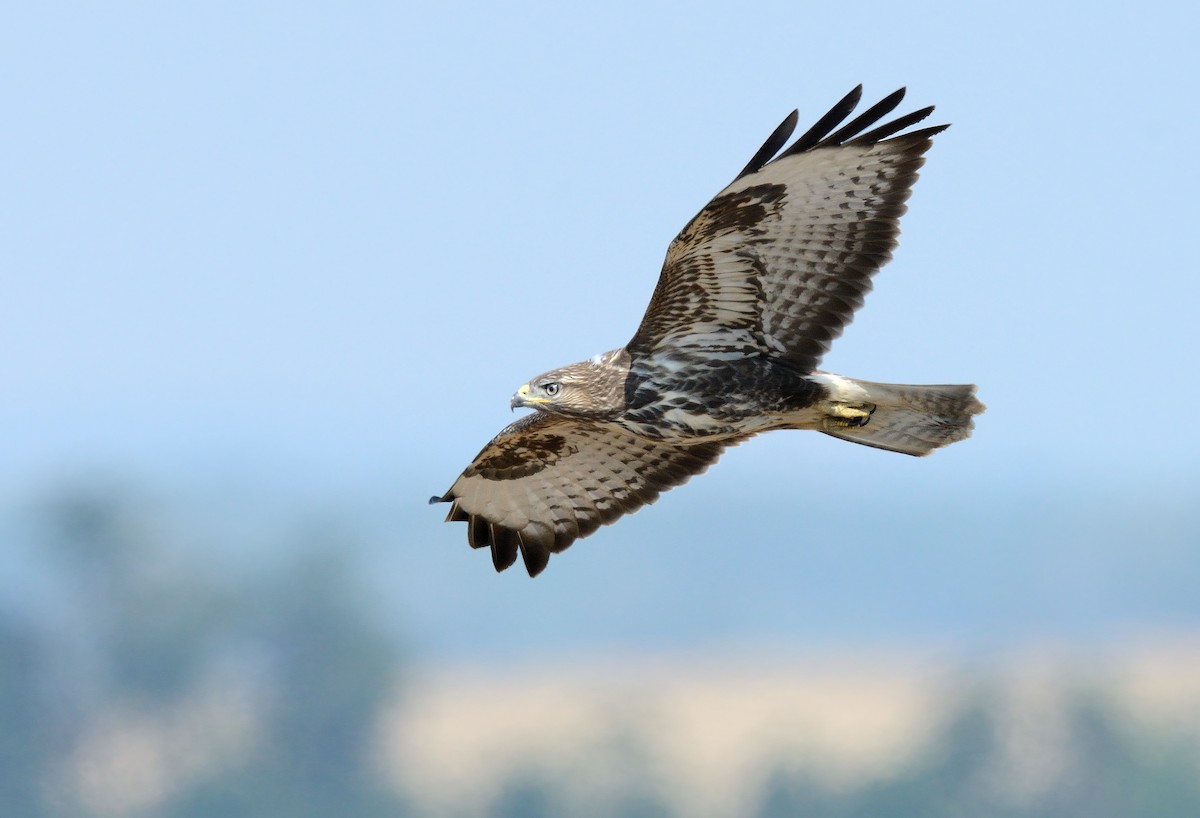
[432,86,984,577]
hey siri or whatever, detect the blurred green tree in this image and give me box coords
[0,619,49,815]
[4,487,409,817]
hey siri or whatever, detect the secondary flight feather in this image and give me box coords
[431,86,985,577]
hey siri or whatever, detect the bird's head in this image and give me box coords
[510,350,629,417]
[510,367,588,415]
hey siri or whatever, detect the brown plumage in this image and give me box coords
[432,86,985,577]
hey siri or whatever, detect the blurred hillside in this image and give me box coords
[385,649,1200,818]
[4,487,1200,817]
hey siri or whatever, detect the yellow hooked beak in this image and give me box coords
[511,383,551,410]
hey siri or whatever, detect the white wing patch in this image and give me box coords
[809,372,872,403]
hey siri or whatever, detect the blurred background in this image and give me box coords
[4,2,1199,815]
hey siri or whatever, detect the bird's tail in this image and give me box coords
[814,375,985,456]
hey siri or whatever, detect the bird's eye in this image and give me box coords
[543,382,560,396]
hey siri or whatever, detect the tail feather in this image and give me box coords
[819,378,985,456]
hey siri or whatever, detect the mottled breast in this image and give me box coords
[618,355,822,442]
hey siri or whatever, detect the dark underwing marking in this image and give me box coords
[693,184,787,237]
[468,432,573,480]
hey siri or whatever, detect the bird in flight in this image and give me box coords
[432,86,984,577]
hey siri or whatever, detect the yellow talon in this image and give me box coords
[819,401,876,429]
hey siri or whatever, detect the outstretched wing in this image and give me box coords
[431,413,733,577]
[627,86,948,373]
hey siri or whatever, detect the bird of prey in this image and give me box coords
[432,86,984,577]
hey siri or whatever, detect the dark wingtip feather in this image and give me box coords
[734,109,798,181]
[429,493,449,504]
[900,123,951,142]
[489,523,519,572]
[819,87,907,147]
[738,87,948,179]
[519,534,550,578]
[780,85,864,158]
[445,501,469,523]
[467,515,490,549]
[847,104,938,145]
[491,541,518,572]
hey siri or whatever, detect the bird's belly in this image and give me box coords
[617,400,822,443]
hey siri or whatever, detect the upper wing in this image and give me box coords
[431,412,732,577]
[627,86,948,373]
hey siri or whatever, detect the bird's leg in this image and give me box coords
[818,401,876,430]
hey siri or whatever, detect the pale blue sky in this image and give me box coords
[3,3,1197,657]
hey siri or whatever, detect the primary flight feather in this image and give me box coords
[431,86,985,577]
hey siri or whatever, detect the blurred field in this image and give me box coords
[6,488,1200,818]
[382,646,1200,817]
